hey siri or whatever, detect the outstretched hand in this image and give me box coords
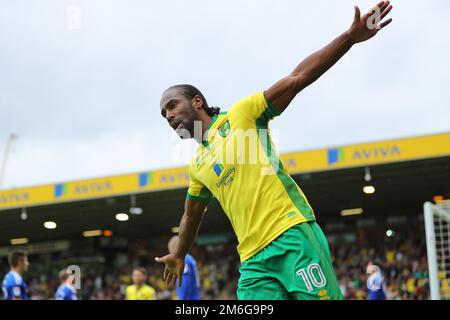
[348,1,393,44]
[155,253,185,287]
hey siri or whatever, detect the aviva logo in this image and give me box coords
[213,163,224,177]
[327,147,345,165]
[139,172,154,188]
[0,192,30,204]
[54,183,69,198]
[328,145,402,165]
[352,145,401,161]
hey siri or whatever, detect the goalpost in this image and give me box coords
[424,202,450,300]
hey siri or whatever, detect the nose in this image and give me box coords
[166,110,175,123]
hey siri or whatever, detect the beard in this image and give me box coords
[177,104,198,139]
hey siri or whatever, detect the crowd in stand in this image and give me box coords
[332,235,431,300]
[2,227,442,300]
[4,241,239,300]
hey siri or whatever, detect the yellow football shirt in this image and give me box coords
[187,91,316,262]
[125,284,156,300]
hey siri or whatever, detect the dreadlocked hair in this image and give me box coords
[167,84,221,117]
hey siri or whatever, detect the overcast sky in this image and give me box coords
[0,0,449,189]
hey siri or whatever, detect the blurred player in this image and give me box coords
[2,250,29,300]
[366,263,387,300]
[55,269,77,300]
[125,267,156,300]
[168,235,201,300]
[156,1,393,299]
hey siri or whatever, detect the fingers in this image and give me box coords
[354,5,361,22]
[163,267,169,281]
[379,17,393,29]
[379,1,390,11]
[380,4,393,20]
[167,273,176,287]
[166,272,174,286]
[165,273,170,285]
[376,1,387,10]
[177,262,185,287]
[364,1,386,19]
[368,1,386,16]
[172,275,178,287]
[364,1,393,31]
[378,2,393,30]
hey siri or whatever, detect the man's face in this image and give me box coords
[132,270,146,286]
[20,257,29,272]
[160,88,198,139]
[366,264,376,275]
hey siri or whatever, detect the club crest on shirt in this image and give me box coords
[218,120,230,137]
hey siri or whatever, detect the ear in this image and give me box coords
[191,95,204,111]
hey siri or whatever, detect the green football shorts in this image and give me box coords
[237,221,344,300]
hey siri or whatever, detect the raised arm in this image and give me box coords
[264,1,393,113]
[155,198,207,286]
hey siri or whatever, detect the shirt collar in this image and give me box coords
[202,114,219,147]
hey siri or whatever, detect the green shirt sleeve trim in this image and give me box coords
[186,193,212,203]
[267,101,281,118]
[202,114,220,147]
[259,93,281,122]
[255,114,315,221]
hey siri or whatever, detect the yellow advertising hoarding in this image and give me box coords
[282,132,450,174]
[1,132,449,211]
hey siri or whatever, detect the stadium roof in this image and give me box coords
[0,132,449,246]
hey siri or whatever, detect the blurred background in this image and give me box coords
[0,0,449,300]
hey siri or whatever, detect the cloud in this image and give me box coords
[0,0,449,188]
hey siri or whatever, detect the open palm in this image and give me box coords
[155,253,185,286]
[348,1,393,43]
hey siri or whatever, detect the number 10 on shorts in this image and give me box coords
[296,263,327,292]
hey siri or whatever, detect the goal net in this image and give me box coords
[424,202,450,300]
